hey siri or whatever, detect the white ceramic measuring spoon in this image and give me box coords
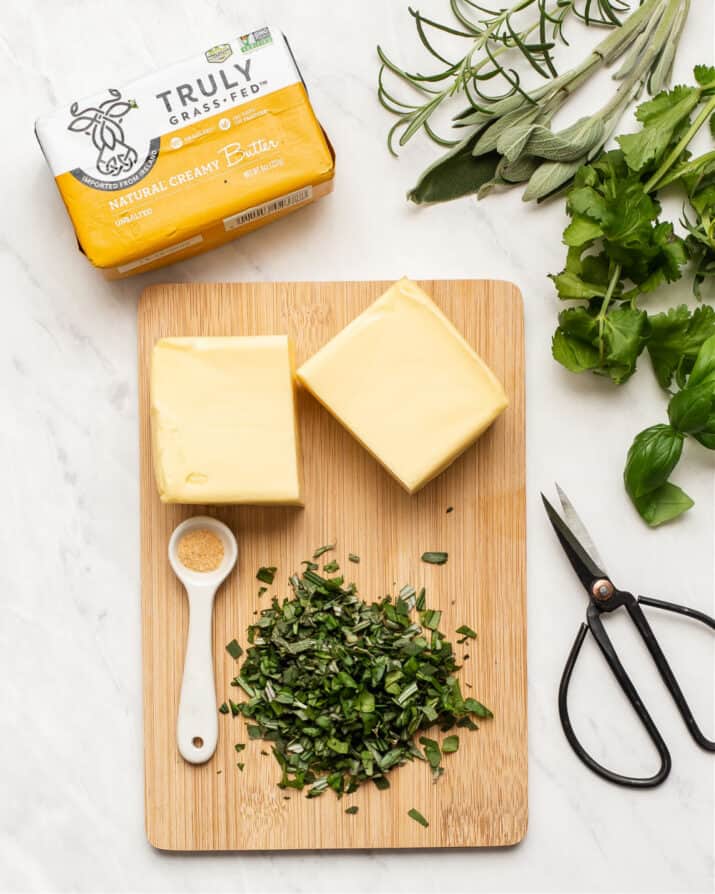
[168,516,238,765]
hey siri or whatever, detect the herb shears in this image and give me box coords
[543,485,715,788]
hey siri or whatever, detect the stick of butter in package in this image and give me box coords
[35,26,335,278]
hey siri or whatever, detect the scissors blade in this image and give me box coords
[555,483,606,572]
[542,490,608,594]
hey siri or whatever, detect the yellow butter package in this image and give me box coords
[35,26,335,277]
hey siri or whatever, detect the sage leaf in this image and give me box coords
[408,135,499,205]
[472,106,539,157]
[523,160,583,202]
[526,117,606,162]
[497,154,539,184]
[496,123,538,163]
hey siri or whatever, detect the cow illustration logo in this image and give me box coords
[67,89,139,177]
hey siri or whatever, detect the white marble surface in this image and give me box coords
[1,1,714,891]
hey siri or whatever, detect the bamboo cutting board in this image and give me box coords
[138,280,527,851]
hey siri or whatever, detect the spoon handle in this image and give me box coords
[177,584,219,764]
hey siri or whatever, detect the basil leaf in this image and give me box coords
[632,482,694,527]
[668,384,713,434]
[624,424,684,499]
[687,333,715,388]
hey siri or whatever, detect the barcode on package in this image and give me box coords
[223,187,313,231]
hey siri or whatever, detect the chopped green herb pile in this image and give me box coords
[224,557,491,798]
[408,807,429,828]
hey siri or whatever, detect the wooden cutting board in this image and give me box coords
[138,280,527,851]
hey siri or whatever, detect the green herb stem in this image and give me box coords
[645,92,715,193]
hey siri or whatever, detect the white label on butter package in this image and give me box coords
[223,186,313,230]
[35,26,299,188]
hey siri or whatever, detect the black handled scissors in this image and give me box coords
[543,485,715,788]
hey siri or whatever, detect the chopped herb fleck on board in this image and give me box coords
[408,808,429,828]
[256,566,277,585]
[421,551,448,565]
[226,639,243,659]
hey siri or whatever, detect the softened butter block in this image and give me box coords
[151,336,302,504]
[296,278,508,494]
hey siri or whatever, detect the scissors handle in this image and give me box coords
[634,596,715,751]
[560,602,671,787]
[560,592,715,787]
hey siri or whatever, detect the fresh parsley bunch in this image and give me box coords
[552,66,715,385]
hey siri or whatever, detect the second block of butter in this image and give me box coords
[151,336,302,505]
[297,279,508,494]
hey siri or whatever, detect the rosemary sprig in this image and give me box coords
[379,0,631,155]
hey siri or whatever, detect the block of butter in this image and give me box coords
[297,279,508,494]
[35,27,334,278]
[151,336,302,505]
